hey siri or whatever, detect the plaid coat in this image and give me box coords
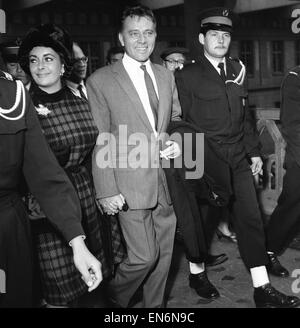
[27,84,125,305]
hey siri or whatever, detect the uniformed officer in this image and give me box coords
[175,7,300,308]
[0,38,31,88]
[160,47,189,72]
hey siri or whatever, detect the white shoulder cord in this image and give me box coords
[225,59,246,86]
[0,80,26,120]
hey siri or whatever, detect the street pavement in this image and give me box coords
[165,236,300,308]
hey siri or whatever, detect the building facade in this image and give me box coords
[1,0,300,108]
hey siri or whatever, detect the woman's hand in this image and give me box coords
[69,236,103,292]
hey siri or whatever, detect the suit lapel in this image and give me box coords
[151,64,166,134]
[112,61,153,133]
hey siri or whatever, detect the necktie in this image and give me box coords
[140,64,158,129]
[218,62,226,82]
[78,84,87,101]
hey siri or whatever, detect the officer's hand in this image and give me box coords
[250,156,263,176]
[160,140,181,160]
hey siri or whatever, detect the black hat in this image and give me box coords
[0,38,22,63]
[199,7,236,33]
[160,47,189,60]
[18,23,73,75]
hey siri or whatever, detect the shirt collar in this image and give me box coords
[122,53,152,71]
[66,79,85,90]
[204,54,226,73]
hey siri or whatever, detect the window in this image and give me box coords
[80,41,101,75]
[239,40,254,77]
[296,40,300,66]
[272,41,284,74]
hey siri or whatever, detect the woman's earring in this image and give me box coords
[61,66,65,76]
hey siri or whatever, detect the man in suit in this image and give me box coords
[175,7,300,308]
[87,5,181,308]
[160,46,189,72]
[66,42,88,100]
[106,46,124,65]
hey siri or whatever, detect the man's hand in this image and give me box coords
[97,194,125,215]
[160,140,181,160]
[70,236,102,292]
[250,156,263,176]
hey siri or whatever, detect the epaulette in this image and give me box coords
[0,79,26,120]
[0,70,14,81]
[228,56,241,63]
[287,66,300,76]
[182,59,196,68]
[228,56,243,68]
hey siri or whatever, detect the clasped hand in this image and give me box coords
[160,140,181,160]
[98,194,125,215]
[250,156,263,176]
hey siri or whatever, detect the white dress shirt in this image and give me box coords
[122,53,159,134]
[66,80,88,99]
[204,54,227,76]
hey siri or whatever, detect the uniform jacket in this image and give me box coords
[279,66,300,168]
[0,72,83,242]
[175,54,260,165]
[87,60,181,210]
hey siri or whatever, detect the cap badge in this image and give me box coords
[223,10,229,17]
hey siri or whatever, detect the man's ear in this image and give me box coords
[118,33,124,46]
[199,33,205,45]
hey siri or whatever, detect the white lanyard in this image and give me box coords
[0,80,26,120]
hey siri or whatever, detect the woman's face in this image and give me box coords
[29,46,64,93]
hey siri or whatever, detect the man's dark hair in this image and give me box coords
[106,46,124,64]
[119,5,156,32]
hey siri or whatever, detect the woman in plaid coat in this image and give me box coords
[19,24,125,307]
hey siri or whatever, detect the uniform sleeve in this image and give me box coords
[22,89,84,242]
[280,73,300,166]
[175,70,192,121]
[242,78,261,158]
[170,72,182,121]
[86,74,120,199]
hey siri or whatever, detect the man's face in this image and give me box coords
[119,15,156,63]
[71,43,87,82]
[199,30,231,59]
[6,61,30,85]
[163,52,186,72]
[110,52,124,65]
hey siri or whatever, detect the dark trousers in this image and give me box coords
[206,158,268,269]
[267,161,300,254]
[0,196,33,308]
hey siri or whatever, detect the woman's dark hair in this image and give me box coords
[18,23,73,78]
[119,5,156,32]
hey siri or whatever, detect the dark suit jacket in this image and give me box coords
[175,54,261,166]
[163,120,232,262]
[280,66,300,168]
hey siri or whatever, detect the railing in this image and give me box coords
[255,108,285,215]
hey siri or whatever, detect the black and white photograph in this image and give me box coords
[1,0,300,314]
